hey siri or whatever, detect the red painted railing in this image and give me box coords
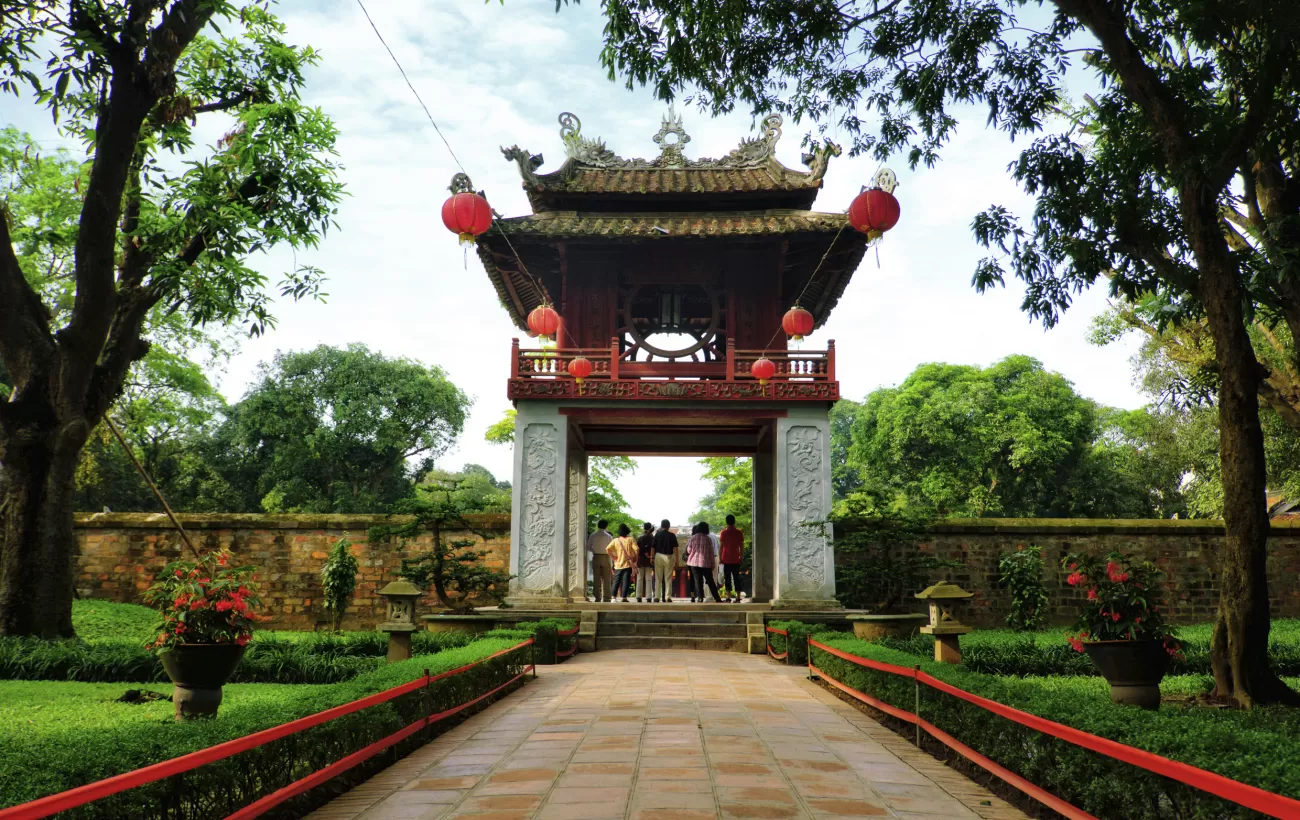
[765,626,789,661]
[0,640,535,820]
[805,639,1300,820]
[510,338,835,382]
[555,624,579,659]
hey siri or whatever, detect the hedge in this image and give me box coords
[873,620,1300,678]
[766,620,839,666]
[808,635,1300,820]
[0,630,485,684]
[0,637,532,818]
[506,619,577,665]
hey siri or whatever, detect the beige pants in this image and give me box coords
[591,554,613,602]
[653,553,675,601]
[636,566,654,600]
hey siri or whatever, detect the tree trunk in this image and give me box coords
[1194,205,1299,707]
[0,420,85,638]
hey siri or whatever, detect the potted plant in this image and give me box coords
[143,549,262,720]
[1063,551,1181,709]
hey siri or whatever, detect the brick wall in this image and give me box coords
[74,513,510,631]
[913,518,1300,627]
[75,514,1300,630]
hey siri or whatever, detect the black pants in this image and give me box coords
[613,567,633,599]
[690,566,722,602]
[722,563,742,596]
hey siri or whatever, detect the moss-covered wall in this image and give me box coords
[73,512,510,630]
[912,518,1300,626]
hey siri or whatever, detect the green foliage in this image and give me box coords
[371,476,512,612]
[767,620,845,666]
[226,344,470,514]
[997,546,1048,631]
[1061,552,1177,651]
[809,636,1300,817]
[831,497,952,612]
[70,600,158,645]
[0,628,485,685]
[0,638,531,815]
[692,456,753,572]
[846,356,1180,518]
[871,623,1300,678]
[320,538,359,632]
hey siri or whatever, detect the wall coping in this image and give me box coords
[73,512,512,531]
[928,517,1300,536]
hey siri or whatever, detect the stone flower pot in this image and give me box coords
[1083,639,1169,710]
[160,643,247,720]
[848,613,930,640]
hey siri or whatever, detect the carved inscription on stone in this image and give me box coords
[566,454,584,597]
[519,424,558,591]
[786,426,829,592]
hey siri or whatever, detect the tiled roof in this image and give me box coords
[533,165,821,195]
[490,210,851,238]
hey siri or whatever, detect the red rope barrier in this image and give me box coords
[765,626,789,660]
[226,667,532,820]
[0,639,535,820]
[807,640,1300,820]
[555,624,579,658]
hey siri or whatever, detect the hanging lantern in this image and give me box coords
[751,357,776,386]
[782,306,815,342]
[527,305,561,340]
[567,356,593,386]
[441,173,492,245]
[848,168,901,241]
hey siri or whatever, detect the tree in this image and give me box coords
[591,0,1300,704]
[319,537,358,632]
[847,355,1160,518]
[1,3,343,638]
[228,344,470,514]
[485,408,635,530]
[829,399,864,501]
[369,475,512,613]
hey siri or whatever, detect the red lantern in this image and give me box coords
[568,356,593,386]
[782,306,815,342]
[527,305,561,339]
[751,357,776,386]
[441,191,492,245]
[848,188,901,240]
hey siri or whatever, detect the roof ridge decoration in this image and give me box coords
[500,111,841,183]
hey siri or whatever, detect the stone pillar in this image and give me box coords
[751,423,776,602]
[565,441,589,601]
[772,406,838,609]
[507,402,572,607]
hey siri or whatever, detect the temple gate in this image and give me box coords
[471,112,868,609]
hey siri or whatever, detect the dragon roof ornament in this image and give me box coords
[499,110,839,183]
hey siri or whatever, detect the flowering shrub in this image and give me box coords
[1061,551,1181,656]
[142,550,262,652]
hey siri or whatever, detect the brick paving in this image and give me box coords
[306,650,1029,820]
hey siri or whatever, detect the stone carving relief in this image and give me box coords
[566,454,585,596]
[786,426,829,592]
[518,424,558,591]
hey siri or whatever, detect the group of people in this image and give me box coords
[585,516,745,603]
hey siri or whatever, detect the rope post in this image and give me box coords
[914,665,922,748]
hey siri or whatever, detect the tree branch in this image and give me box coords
[192,87,259,114]
[1212,40,1292,189]
[0,206,58,393]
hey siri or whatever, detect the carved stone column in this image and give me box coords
[565,441,588,601]
[773,406,838,608]
[507,402,571,607]
[750,422,776,602]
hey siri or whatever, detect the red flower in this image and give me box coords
[1068,634,1084,652]
[174,594,190,608]
[1066,572,1085,586]
[216,600,235,613]
[235,634,251,647]
[1068,562,1078,571]
[190,597,208,610]
[174,624,187,635]
[1087,589,1097,600]
[217,553,229,567]
[1111,611,1122,622]
[1134,616,1142,623]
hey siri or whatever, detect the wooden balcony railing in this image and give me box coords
[510,338,836,382]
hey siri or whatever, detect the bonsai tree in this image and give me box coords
[369,476,511,613]
[831,493,955,612]
[319,537,358,632]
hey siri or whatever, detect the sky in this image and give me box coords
[1,0,1145,524]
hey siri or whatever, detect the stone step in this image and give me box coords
[598,622,748,638]
[597,635,749,652]
[597,610,747,624]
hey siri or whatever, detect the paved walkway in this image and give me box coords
[309,651,1029,820]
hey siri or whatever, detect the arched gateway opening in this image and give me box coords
[471,110,868,617]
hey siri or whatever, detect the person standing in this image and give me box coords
[586,519,614,603]
[708,526,722,589]
[607,523,638,603]
[719,514,745,602]
[651,519,678,603]
[687,522,724,603]
[635,522,656,602]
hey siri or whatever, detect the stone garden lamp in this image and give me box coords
[916,581,975,664]
[378,579,423,662]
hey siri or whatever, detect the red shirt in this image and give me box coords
[719,526,744,564]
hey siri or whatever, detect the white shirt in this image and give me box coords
[709,533,720,560]
[586,529,613,555]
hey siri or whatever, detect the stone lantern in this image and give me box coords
[377,579,422,663]
[916,581,974,664]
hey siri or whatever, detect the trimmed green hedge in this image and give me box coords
[766,620,837,666]
[809,635,1300,819]
[0,637,532,818]
[873,620,1300,678]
